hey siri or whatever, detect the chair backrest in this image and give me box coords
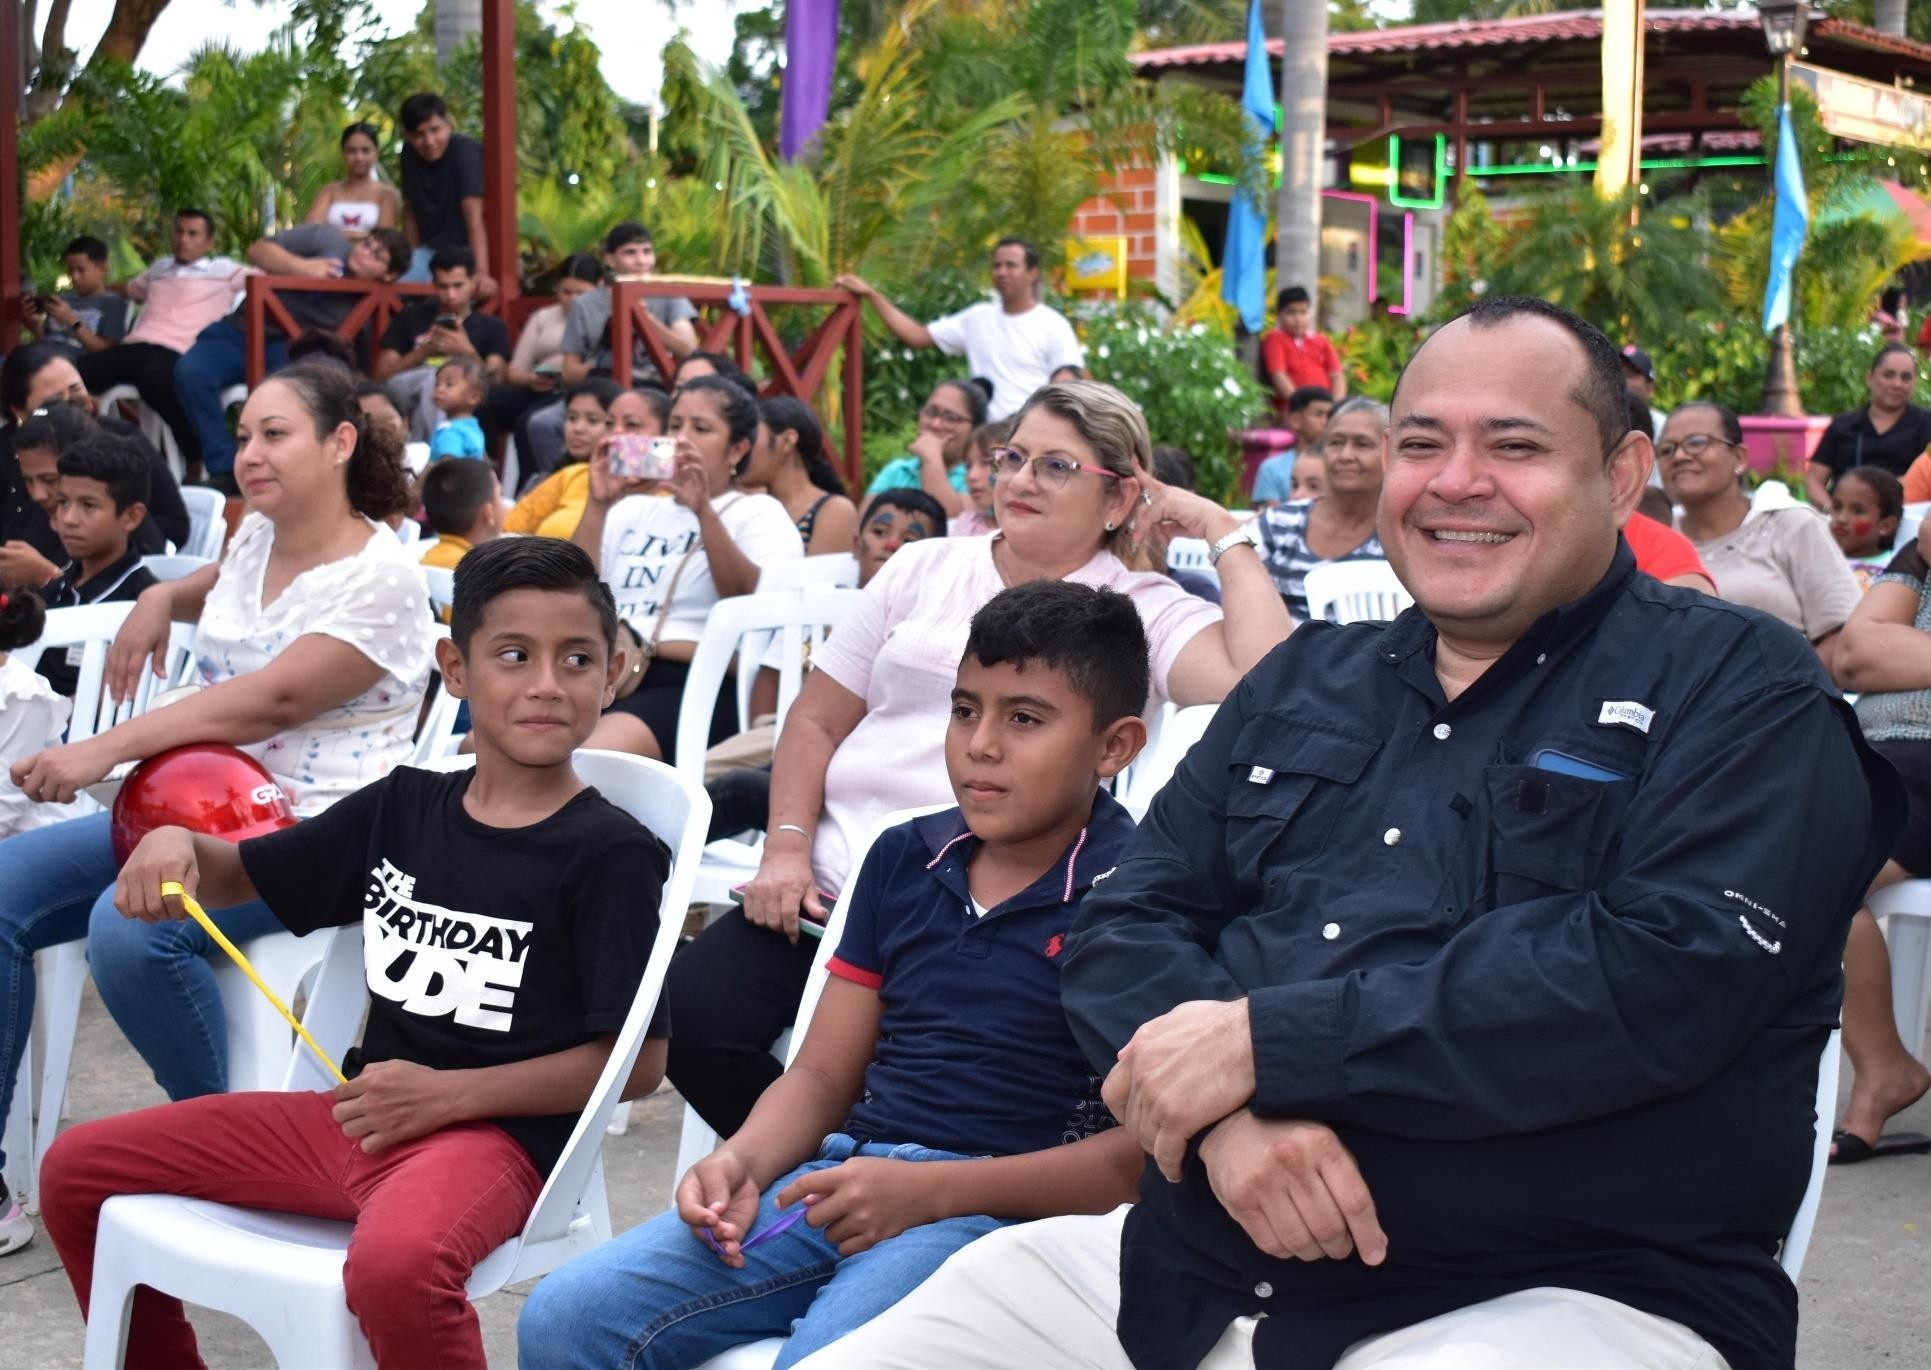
[27,603,148,742]
[303,751,708,1284]
[756,554,859,593]
[139,554,215,582]
[395,518,422,546]
[671,589,865,785]
[409,626,463,766]
[1119,704,1218,820]
[178,486,228,561]
[782,803,955,1069]
[421,565,456,613]
[1165,537,1214,576]
[1779,1027,1841,1279]
[1302,559,1415,625]
[1899,501,1929,552]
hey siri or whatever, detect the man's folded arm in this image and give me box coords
[1246,683,1893,1140]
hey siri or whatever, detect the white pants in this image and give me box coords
[789,1206,1731,1370]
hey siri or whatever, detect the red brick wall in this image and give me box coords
[1070,165,1159,283]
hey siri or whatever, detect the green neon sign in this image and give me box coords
[1388,134,1447,209]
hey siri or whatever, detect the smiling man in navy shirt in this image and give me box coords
[811,296,1901,1370]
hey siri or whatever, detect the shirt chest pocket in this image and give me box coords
[1482,765,1634,907]
[1224,723,1379,890]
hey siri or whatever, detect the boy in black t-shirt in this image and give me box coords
[39,538,669,1370]
[34,433,157,695]
[398,92,491,294]
[518,580,1151,1370]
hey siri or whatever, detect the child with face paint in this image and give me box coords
[1830,465,1905,590]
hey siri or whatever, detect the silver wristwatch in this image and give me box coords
[1207,524,1262,566]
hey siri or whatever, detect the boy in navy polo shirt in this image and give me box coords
[519,580,1153,1370]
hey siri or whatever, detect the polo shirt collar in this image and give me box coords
[915,788,1137,911]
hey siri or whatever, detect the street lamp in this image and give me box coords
[1758,1,1811,418]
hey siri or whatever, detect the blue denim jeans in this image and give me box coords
[0,811,281,1170]
[517,1133,1011,1370]
[400,246,436,283]
[173,320,288,475]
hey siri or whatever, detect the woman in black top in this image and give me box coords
[735,395,857,556]
[1806,342,1931,508]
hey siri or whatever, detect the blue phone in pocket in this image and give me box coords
[1530,749,1627,783]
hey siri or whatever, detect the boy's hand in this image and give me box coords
[1198,1112,1386,1266]
[0,539,60,588]
[43,296,79,328]
[332,1060,459,1153]
[775,1157,937,1257]
[114,828,200,921]
[10,736,115,805]
[677,1151,762,1267]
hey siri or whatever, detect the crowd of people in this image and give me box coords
[1,125,1929,1367]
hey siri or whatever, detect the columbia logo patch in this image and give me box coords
[1596,700,1655,735]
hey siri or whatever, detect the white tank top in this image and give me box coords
[326,199,383,233]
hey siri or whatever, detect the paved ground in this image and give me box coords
[4,985,1930,1367]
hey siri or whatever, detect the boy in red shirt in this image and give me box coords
[1260,286,1345,420]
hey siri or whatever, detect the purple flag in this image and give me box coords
[780,0,839,161]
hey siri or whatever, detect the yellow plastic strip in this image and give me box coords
[159,881,347,1084]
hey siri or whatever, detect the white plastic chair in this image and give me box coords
[177,486,227,562]
[1165,537,1218,587]
[421,564,456,611]
[2,604,177,1211]
[1899,501,1929,552]
[1119,704,1217,820]
[1870,879,1931,1061]
[410,626,463,767]
[1780,1027,1841,1280]
[1302,559,1415,625]
[96,385,184,483]
[755,553,859,593]
[681,805,950,1370]
[395,518,422,546]
[137,554,214,582]
[673,591,864,913]
[81,750,710,1370]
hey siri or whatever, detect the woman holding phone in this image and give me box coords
[570,376,802,764]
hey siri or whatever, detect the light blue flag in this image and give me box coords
[1763,103,1809,333]
[1221,0,1274,334]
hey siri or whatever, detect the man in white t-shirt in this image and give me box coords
[836,239,1084,421]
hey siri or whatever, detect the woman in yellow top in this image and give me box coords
[503,382,668,539]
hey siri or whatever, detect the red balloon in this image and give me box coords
[110,744,298,866]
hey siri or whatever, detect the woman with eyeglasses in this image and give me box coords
[662,380,1292,1136]
[864,378,990,516]
[1805,343,1931,510]
[1252,395,1388,622]
[1662,400,1860,668]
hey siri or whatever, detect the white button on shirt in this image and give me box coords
[1322,923,1340,941]
[1433,723,1452,740]
[1383,827,1402,846]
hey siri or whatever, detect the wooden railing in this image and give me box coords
[240,277,525,386]
[610,279,866,489]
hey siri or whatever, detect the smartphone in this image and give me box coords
[434,315,461,331]
[532,359,562,376]
[726,886,829,939]
[609,433,677,481]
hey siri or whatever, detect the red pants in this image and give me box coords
[40,1089,543,1370]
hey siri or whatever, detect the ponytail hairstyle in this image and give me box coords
[0,584,47,653]
[676,373,760,452]
[16,401,100,458]
[758,395,846,497]
[269,361,414,521]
